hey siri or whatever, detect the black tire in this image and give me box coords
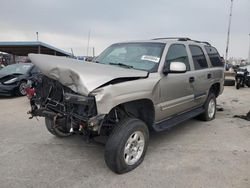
[17,81,27,96]
[246,79,250,87]
[105,118,149,174]
[236,83,240,90]
[224,79,235,86]
[45,117,72,137]
[198,93,216,121]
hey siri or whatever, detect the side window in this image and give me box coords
[205,46,224,67]
[165,44,190,71]
[189,45,208,70]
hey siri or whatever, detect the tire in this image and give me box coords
[246,79,250,87]
[17,81,27,96]
[105,118,149,174]
[198,93,216,121]
[224,79,235,86]
[236,83,240,90]
[45,117,72,137]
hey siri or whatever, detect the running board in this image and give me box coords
[153,107,204,132]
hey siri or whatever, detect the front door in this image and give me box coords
[157,44,196,121]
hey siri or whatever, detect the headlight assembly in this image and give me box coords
[4,77,18,84]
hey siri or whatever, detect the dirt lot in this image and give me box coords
[0,86,249,188]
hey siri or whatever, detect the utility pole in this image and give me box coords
[93,47,95,57]
[248,33,250,63]
[225,0,234,63]
[36,32,39,41]
[71,48,74,57]
[86,30,90,56]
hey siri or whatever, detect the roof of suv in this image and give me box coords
[152,37,211,45]
[117,37,212,47]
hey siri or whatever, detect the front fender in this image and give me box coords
[91,75,160,115]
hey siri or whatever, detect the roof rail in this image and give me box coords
[192,40,211,46]
[201,41,211,45]
[152,37,211,46]
[152,37,191,41]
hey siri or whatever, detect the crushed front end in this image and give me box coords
[27,74,104,138]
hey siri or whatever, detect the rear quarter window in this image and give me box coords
[205,46,224,67]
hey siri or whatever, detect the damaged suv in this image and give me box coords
[27,38,224,174]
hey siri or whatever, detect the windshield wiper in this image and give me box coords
[109,62,134,69]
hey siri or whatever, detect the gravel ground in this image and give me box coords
[0,86,249,188]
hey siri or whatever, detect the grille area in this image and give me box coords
[34,75,97,120]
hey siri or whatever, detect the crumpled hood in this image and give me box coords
[28,54,148,95]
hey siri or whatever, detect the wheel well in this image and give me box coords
[210,83,220,97]
[109,99,155,130]
[19,79,27,84]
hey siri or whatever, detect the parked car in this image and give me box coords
[27,38,224,173]
[0,63,39,96]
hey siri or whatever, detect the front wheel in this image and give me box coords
[45,117,72,137]
[17,81,27,96]
[105,118,149,174]
[198,93,216,121]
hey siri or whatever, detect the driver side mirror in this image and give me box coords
[163,62,187,74]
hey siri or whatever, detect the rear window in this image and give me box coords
[189,45,208,70]
[205,46,224,67]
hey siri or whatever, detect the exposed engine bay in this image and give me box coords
[27,74,126,139]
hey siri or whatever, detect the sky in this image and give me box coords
[0,0,249,58]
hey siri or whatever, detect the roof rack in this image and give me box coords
[152,37,211,46]
[191,40,211,46]
[152,37,191,41]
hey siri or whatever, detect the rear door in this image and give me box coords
[188,45,211,106]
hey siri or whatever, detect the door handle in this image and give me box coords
[189,77,195,83]
[207,73,212,79]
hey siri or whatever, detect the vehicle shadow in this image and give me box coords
[0,96,25,100]
[60,118,204,152]
[148,119,200,147]
[23,117,214,180]
[60,118,203,159]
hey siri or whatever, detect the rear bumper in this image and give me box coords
[0,83,18,96]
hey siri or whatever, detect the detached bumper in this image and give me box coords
[0,83,18,96]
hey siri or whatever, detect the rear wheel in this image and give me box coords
[236,82,240,89]
[105,118,149,174]
[198,93,216,121]
[45,117,72,137]
[246,81,250,87]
